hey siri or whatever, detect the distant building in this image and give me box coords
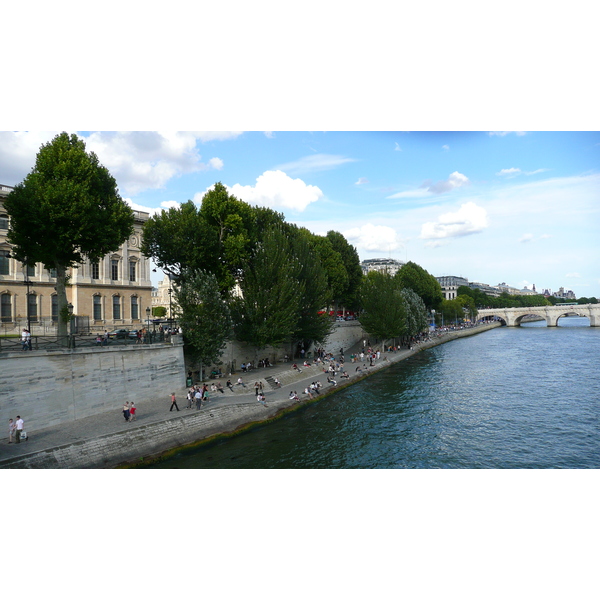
[469,282,501,297]
[435,276,469,300]
[496,282,522,295]
[361,258,404,276]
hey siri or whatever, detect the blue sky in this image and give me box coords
[1,131,598,297]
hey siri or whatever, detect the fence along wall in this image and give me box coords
[0,341,185,431]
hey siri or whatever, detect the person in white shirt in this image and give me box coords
[15,416,24,443]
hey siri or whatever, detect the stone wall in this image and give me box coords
[190,322,367,377]
[0,339,185,431]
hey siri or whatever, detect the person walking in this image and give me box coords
[8,418,15,443]
[170,393,180,412]
[123,402,130,422]
[15,416,24,443]
[129,402,137,421]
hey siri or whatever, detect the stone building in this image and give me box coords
[361,258,405,276]
[0,184,153,334]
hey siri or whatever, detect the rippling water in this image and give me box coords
[150,317,600,468]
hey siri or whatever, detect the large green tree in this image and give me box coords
[5,132,134,338]
[359,271,407,342]
[326,230,363,309]
[174,269,232,380]
[395,261,443,310]
[230,225,302,352]
[141,200,219,284]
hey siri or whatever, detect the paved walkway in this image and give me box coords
[0,324,498,465]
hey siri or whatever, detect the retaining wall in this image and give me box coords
[0,340,186,431]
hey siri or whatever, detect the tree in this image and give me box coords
[359,271,407,343]
[141,200,219,285]
[395,261,443,310]
[4,132,134,338]
[174,269,232,380]
[401,288,428,337]
[230,226,302,352]
[152,306,167,318]
[326,230,363,309]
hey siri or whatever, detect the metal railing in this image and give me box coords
[0,331,174,352]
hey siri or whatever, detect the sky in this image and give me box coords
[1,130,598,298]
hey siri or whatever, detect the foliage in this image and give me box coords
[400,288,429,337]
[326,230,363,309]
[230,226,302,350]
[395,261,443,310]
[5,132,134,337]
[359,271,407,340]
[152,306,167,317]
[457,285,552,309]
[174,269,232,368]
[141,201,219,285]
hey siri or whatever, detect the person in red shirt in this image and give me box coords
[129,402,137,421]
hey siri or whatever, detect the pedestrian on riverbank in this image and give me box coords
[129,402,137,421]
[8,418,15,443]
[237,377,246,387]
[226,379,234,391]
[170,393,180,412]
[15,416,24,442]
[123,402,130,422]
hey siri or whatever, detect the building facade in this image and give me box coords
[361,258,405,276]
[0,184,153,334]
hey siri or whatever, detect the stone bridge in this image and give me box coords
[477,304,600,327]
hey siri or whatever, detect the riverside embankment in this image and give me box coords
[0,322,501,469]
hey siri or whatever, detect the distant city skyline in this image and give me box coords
[1,131,598,297]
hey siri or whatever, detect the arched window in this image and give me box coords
[28,293,38,322]
[112,295,121,320]
[51,295,58,322]
[0,213,8,230]
[131,295,139,320]
[1,293,11,322]
[93,295,102,320]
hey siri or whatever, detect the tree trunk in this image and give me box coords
[56,264,69,340]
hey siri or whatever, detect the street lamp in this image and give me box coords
[146,306,151,331]
[23,260,32,333]
[67,302,74,335]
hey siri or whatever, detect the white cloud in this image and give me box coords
[420,201,489,240]
[442,145,449,151]
[394,142,402,151]
[343,223,403,253]
[519,233,534,243]
[387,171,470,199]
[84,131,227,196]
[160,200,182,210]
[264,131,275,138]
[0,131,62,184]
[427,171,470,194]
[488,131,527,137]
[274,153,357,175]
[355,177,369,185]
[208,157,224,170]
[195,170,323,212]
[566,272,581,278]
[525,168,549,175]
[497,167,522,176]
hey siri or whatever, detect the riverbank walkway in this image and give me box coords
[0,323,500,467]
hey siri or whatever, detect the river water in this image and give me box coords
[150,317,600,468]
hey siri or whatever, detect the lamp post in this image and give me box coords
[146,306,151,341]
[167,277,173,331]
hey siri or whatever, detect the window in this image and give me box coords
[26,264,36,277]
[1,293,11,322]
[0,214,8,230]
[48,268,57,278]
[27,294,38,322]
[0,250,9,275]
[129,260,136,282]
[91,262,99,280]
[51,295,58,322]
[111,259,119,281]
[93,295,102,320]
[131,296,139,320]
[112,295,121,320]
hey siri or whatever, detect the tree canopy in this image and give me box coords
[395,261,443,310]
[5,132,134,337]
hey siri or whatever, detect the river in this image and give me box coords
[149,317,600,468]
